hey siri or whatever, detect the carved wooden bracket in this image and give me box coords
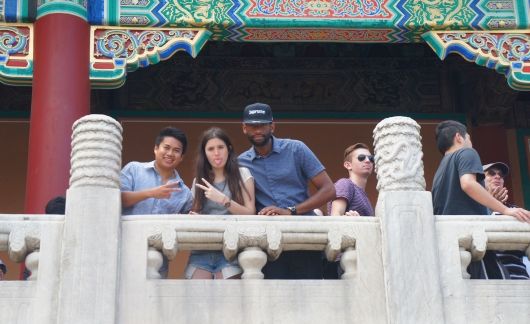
[90,26,211,88]
[0,23,212,88]
[0,23,33,86]
[423,30,530,91]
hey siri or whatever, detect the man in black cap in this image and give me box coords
[238,102,335,279]
[483,162,530,279]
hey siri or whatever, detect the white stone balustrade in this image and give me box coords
[439,216,530,265]
[0,214,64,323]
[436,216,530,323]
[143,215,366,280]
[1,114,530,324]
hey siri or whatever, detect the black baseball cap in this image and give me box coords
[243,103,273,124]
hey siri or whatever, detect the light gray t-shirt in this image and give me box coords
[193,167,253,215]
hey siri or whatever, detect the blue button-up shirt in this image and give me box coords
[238,137,325,215]
[120,161,193,215]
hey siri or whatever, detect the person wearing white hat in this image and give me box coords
[483,162,530,280]
[483,162,510,205]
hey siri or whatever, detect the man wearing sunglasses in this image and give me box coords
[483,162,530,279]
[328,143,375,217]
[324,143,375,279]
[483,162,510,206]
[432,120,530,279]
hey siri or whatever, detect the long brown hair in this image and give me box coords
[192,127,248,212]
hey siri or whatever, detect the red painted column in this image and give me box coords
[24,14,90,213]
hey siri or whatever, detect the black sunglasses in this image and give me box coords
[486,169,504,178]
[357,154,374,163]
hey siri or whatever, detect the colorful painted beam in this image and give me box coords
[0,23,211,87]
[0,23,33,85]
[89,0,522,43]
[423,30,530,91]
[1,1,528,43]
[90,26,211,88]
[36,0,87,20]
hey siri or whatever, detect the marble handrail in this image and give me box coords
[0,214,64,280]
[436,215,530,279]
[129,214,376,279]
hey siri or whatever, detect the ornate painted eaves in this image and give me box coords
[0,23,33,86]
[423,30,530,91]
[90,26,212,88]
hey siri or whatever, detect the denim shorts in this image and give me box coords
[184,251,242,279]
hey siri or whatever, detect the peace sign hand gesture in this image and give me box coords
[195,178,229,206]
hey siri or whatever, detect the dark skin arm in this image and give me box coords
[259,170,336,216]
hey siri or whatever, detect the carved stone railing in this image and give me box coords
[0,214,64,324]
[141,215,370,280]
[0,214,64,281]
[437,216,530,279]
[1,114,530,324]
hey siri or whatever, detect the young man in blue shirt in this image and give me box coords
[120,127,193,278]
[120,127,193,216]
[238,103,335,279]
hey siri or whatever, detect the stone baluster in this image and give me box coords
[57,114,123,324]
[326,226,357,279]
[146,226,178,279]
[238,247,268,279]
[373,116,445,323]
[7,225,40,280]
[25,249,40,280]
[340,247,357,279]
[223,224,282,280]
[459,247,472,279]
[146,248,164,279]
[458,230,487,278]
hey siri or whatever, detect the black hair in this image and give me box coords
[435,120,467,154]
[192,127,249,212]
[45,196,66,214]
[155,127,188,154]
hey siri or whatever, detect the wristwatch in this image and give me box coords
[287,206,297,215]
[224,199,231,208]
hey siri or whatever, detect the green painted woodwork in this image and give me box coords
[423,30,530,91]
[37,0,87,20]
